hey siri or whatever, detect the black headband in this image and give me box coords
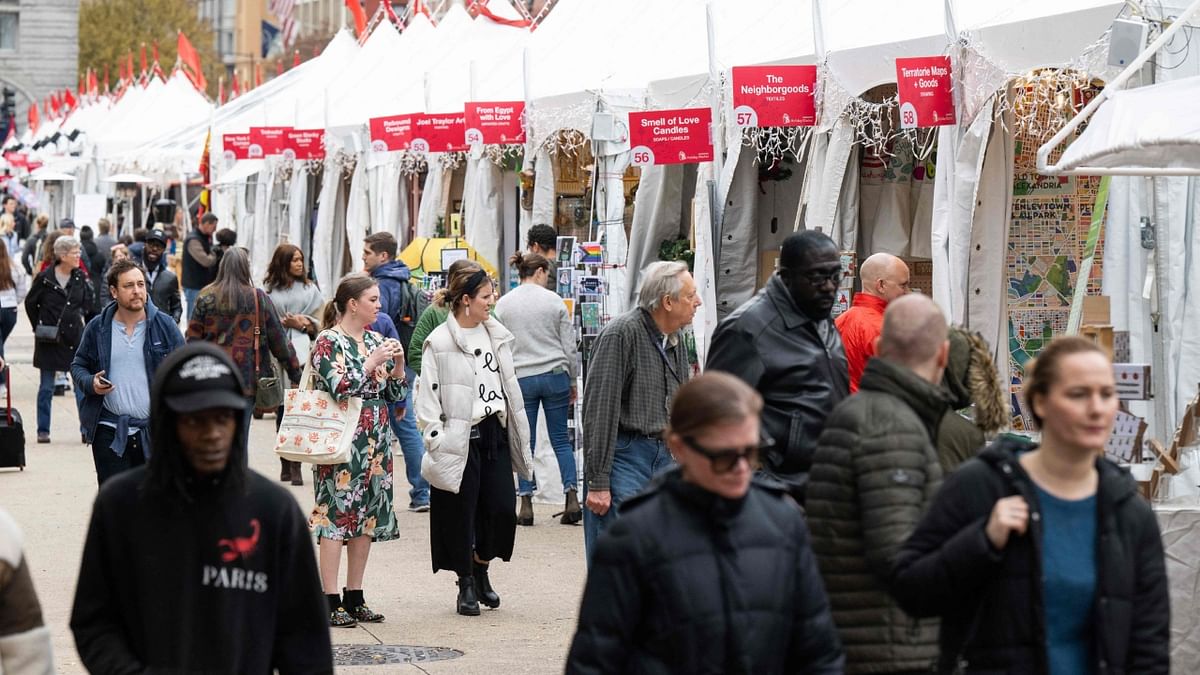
[461,269,489,297]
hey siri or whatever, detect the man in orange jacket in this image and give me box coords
[835,253,910,393]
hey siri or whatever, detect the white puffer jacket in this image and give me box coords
[415,313,533,493]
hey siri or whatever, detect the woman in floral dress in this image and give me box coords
[308,273,407,628]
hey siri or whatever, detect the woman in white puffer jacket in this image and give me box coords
[415,261,532,618]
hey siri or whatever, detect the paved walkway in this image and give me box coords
[0,316,587,673]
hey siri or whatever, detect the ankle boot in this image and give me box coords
[279,458,292,482]
[456,575,481,616]
[560,489,582,525]
[289,461,304,486]
[327,593,357,628]
[518,495,534,526]
[343,587,384,623]
[472,561,500,609]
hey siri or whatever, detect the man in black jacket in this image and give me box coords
[806,294,952,674]
[706,231,849,503]
[142,228,182,322]
[70,343,332,673]
[182,213,218,320]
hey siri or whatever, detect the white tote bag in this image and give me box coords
[273,357,362,465]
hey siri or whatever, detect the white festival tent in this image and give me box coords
[1033,0,1200,442]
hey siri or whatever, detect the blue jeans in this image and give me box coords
[392,366,429,507]
[184,287,200,321]
[516,371,577,496]
[0,307,16,358]
[37,369,55,434]
[583,431,674,562]
[74,379,86,435]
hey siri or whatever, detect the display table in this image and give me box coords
[1155,502,1200,672]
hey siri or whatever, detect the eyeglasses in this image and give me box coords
[682,436,774,474]
[799,268,845,287]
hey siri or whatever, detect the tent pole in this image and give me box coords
[1147,175,1172,442]
[1038,0,1200,174]
[705,1,724,282]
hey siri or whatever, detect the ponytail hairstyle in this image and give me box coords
[433,258,486,308]
[322,272,378,329]
[510,251,551,281]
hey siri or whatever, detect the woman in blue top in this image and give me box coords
[890,336,1169,674]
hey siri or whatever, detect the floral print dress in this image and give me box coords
[308,328,406,542]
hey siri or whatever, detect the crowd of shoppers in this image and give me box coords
[0,196,1174,674]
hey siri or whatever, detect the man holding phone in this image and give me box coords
[72,259,185,485]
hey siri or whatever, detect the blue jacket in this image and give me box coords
[370,260,411,322]
[71,299,186,443]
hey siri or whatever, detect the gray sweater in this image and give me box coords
[494,282,577,380]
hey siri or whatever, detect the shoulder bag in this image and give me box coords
[274,332,362,465]
[252,289,285,410]
[33,277,67,343]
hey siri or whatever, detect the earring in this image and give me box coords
[466,304,472,318]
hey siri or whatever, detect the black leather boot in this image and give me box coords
[473,561,500,609]
[279,458,291,482]
[560,489,582,525]
[289,461,304,486]
[518,495,534,526]
[456,575,481,616]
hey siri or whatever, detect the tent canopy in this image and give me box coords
[1050,74,1200,174]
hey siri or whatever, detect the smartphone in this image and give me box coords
[96,375,113,388]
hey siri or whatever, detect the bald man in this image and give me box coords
[835,253,911,393]
[806,294,951,673]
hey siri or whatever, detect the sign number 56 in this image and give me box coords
[633,151,651,164]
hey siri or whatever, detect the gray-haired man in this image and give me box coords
[581,260,701,559]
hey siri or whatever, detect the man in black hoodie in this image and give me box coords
[70,343,332,674]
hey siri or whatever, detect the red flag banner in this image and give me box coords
[628,107,714,166]
[368,114,413,152]
[731,65,817,127]
[27,106,38,134]
[411,113,467,153]
[345,0,368,38]
[248,126,290,158]
[177,31,208,92]
[471,0,532,27]
[284,129,326,160]
[464,101,525,145]
[895,56,956,128]
[222,133,252,165]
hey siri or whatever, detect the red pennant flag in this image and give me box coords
[140,43,147,76]
[103,64,109,93]
[28,104,39,133]
[217,75,225,106]
[152,41,159,64]
[126,52,134,82]
[345,0,367,37]
[199,129,211,216]
[384,0,400,24]
[254,62,263,88]
[177,31,207,91]
[231,72,240,98]
[89,69,99,96]
[293,50,300,68]
[472,0,531,27]
[49,93,60,118]
[64,89,77,111]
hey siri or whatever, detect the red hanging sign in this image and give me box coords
[731,65,817,127]
[368,114,413,152]
[248,126,290,158]
[895,56,956,128]
[464,101,526,145]
[284,129,325,160]
[222,134,251,164]
[628,108,713,167]
[3,152,28,169]
[412,113,467,153]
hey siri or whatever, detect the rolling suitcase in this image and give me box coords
[0,366,25,470]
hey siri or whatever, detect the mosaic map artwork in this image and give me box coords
[1007,87,1107,428]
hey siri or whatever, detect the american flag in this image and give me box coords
[269,0,298,48]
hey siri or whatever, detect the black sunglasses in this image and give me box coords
[799,267,845,287]
[682,436,774,474]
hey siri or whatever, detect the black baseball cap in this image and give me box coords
[160,346,249,414]
[59,218,75,230]
[145,228,167,245]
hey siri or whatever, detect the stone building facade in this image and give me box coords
[0,0,79,133]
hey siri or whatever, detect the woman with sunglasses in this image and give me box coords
[567,372,844,674]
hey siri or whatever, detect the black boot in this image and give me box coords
[473,561,500,609]
[290,461,304,486]
[456,575,481,616]
[560,489,582,525]
[327,593,357,628]
[518,495,534,526]
[279,458,292,482]
[343,587,384,623]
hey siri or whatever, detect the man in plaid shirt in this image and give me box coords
[581,261,701,559]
